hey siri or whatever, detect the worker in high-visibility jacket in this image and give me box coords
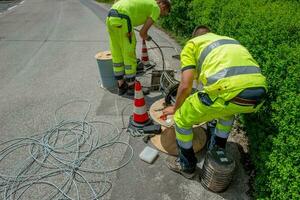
[106,0,171,95]
[163,25,267,179]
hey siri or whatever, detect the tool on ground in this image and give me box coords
[172,54,180,60]
[154,107,165,112]
[142,124,161,134]
[143,135,155,143]
[139,146,159,164]
[200,147,236,192]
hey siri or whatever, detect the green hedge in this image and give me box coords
[161,0,300,199]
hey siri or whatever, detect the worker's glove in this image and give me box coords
[146,35,152,41]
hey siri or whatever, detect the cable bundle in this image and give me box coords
[0,100,133,200]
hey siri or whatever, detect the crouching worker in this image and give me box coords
[163,25,267,179]
[106,0,171,95]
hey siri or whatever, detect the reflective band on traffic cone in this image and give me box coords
[141,40,150,66]
[133,81,150,124]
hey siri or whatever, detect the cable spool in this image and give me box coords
[95,51,117,89]
[159,71,179,106]
[200,148,236,192]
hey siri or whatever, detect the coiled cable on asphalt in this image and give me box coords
[0,100,134,200]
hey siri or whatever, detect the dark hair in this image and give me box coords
[157,0,171,12]
[192,25,210,37]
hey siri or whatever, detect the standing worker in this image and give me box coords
[163,25,267,179]
[106,0,171,95]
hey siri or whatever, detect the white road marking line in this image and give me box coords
[8,5,17,11]
[2,0,25,14]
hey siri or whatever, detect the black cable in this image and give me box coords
[150,39,166,71]
[147,46,175,51]
[134,28,166,71]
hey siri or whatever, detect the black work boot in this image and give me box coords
[118,82,128,96]
[126,84,135,96]
[215,136,227,149]
[208,135,227,150]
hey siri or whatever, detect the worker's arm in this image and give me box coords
[163,41,196,116]
[163,69,194,115]
[174,69,195,109]
[139,17,154,40]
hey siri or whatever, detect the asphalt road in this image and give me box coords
[0,0,21,13]
[0,0,132,199]
[0,0,249,199]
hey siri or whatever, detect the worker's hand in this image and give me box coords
[140,17,154,40]
[139,31,148,40]
[162,105,176,116]
[146,35,152,41]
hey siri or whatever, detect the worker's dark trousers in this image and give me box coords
[176,141,197,173]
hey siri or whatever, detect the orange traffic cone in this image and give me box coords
[129,81,152,128]
[141,40,151,67]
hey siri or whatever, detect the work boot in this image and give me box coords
[208,135,227,150]
[126,84,135,96]
[118,82,128,96]
[215,136,227,149]
[166,156,196,179]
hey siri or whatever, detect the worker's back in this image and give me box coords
[182,33,267,100]
[112,0,160,27]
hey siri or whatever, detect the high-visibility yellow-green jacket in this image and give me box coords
[111,0,160,27]
[180,33,267,101]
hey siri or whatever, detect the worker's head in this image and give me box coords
[156,0,171,16]
[192,25,211,37]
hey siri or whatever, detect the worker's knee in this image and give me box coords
[174,97,197,128]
